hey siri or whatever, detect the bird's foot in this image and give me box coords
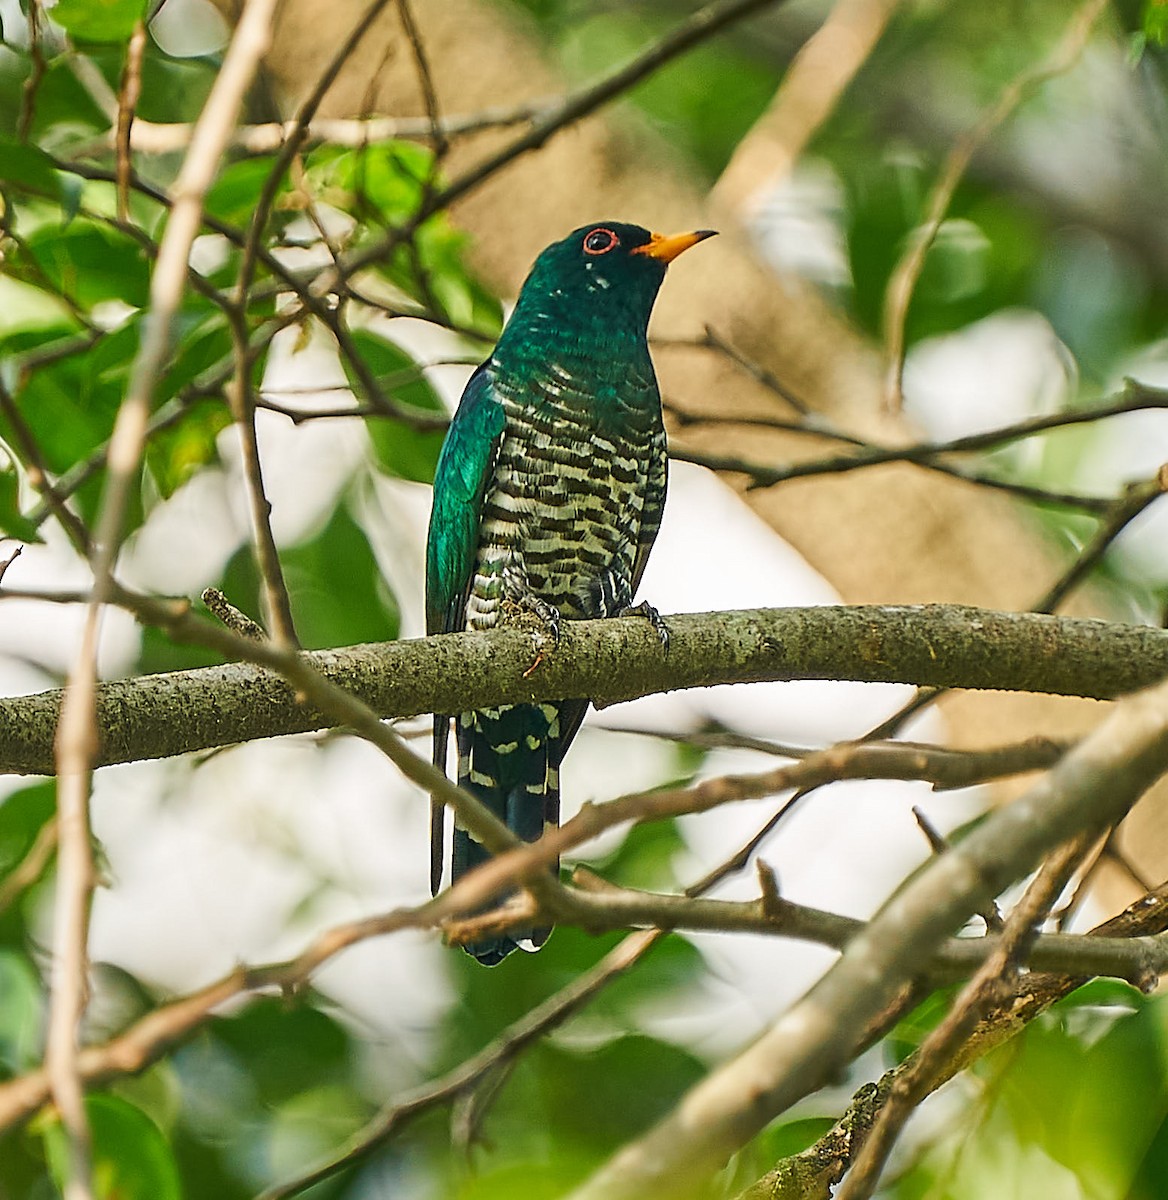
[518,593,561,647]
[619,601,669,651]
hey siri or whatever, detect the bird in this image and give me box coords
[426,220,716,964]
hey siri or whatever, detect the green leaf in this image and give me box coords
[162,312,233,390]
[211,998,353,1104]
[0,57,108,145]
[0,950,43,1075]
[346,330,449,484]
[43,1094,182,1200]
[0,781,55,881]
[266,1086,368,1183]
[14,318,136,459]
[456,1161,587,1200]
[22,220,150,310]
[0,137,60,197]
[280,500,400,649]
[588,814,686,892]
[145,397,230,499]
[14,351,145,533]
[1054,976,1146,1013]
[51,0,149,43]
[306,142,431,224]
[1145,0,1168,46]
[885,983,963,1064]
[204,157,282,227]
[517,1035,706,1160]
[364,409,449,484]
[412,218,504,334]
[0,459,42,543]
[976,994,1168,1200]
[0,280,79,342]
[347,329,446,414]
[755,1116,838,1163]
[126,48,217,125]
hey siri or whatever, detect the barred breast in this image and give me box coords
[463,367,664,632]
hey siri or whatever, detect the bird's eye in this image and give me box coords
[583,227,618,255]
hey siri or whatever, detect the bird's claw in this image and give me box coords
[620,601,669,651]
[520,594,561,647]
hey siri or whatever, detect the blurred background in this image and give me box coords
[4,0,1168,1196]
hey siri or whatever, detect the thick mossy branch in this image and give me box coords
[2,603,1164,775]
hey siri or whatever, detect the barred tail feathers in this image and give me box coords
[452,702,563,965]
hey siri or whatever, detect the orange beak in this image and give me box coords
[632,228,718,264]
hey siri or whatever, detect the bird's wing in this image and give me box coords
[425,363,506,637]
[426,364,505,893]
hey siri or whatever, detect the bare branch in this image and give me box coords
[0,602,1165,775]
[1034,467,1168,613]
[677,442,1115,514]
[833,834,1092,1200]
[17,0,45,143]
[395,0,446,158]
[114,20,147,223]
[256,931,660,1200]
[736,878,1168,1199]
[566,672,1168,1200]
[44,4,281,1193]
[669,375,1168,483]
[107,105,546,155]
[882,0,1108,410]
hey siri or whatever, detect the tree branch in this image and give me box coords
[566,671,1168,1200]
[736,877,1168,1199]
[1,602,1164,775]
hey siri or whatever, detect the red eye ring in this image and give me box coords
[583,227,618,256]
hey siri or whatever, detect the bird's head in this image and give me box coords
[495,222,716,363]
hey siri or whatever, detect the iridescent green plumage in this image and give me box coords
[426,221,715,964]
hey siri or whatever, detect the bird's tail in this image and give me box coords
[450,702,562,966]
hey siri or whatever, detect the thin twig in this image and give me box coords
[1033,466,1168,614]
[224,315,300,646]
[114,20,147,223]
[567,673,1168,1200]
[81,103,551,157]
[913,806,1002,930]
[256,931,660,1200]
[834,835,1093,1200]
[395,0,447,159]
[675,444,1115,514]
[17,1,45,142]
[44,4,281,1195]
[882,0,1109,410]
[670,377,1168,481]
[201,586,266,641]
[737,878,1168,1200]
[0,544,22,586]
